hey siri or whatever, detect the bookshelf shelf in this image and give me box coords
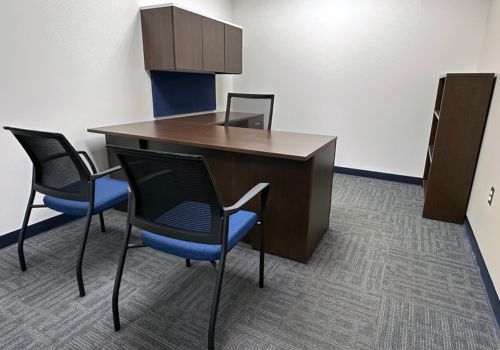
[428,145,434,162]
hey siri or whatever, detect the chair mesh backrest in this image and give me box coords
[110,146,224,245]
[225,93,275,130]
[4,127,90,201]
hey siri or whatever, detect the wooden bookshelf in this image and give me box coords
[422,73,495,223]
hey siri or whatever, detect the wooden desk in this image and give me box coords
[177,111,263,127]
[88,112,337,263]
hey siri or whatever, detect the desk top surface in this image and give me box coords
[88,112,336,161]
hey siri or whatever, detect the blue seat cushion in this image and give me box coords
[141,210,258,261]
[43,177,129,216]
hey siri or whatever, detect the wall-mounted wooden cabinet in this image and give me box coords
[173,7,203,71]
[140,5,242,74]
[422,73,495,223]
[224,24,242,74]
[202,17,225,72]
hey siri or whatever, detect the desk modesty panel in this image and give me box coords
[88,113,337,263]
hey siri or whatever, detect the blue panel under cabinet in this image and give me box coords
[151,71,216,117]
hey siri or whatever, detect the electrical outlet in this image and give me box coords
[488,186,495,206]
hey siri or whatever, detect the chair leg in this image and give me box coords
[259,223,265,288]
[186,258,191,267]
[113,222,132,332]
[76,211,93,297]
[18,189,36,271]
[99,212,106,232]
[208,253,227,350]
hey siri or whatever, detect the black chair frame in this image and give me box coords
[4,127,121,297]
[224,93,275,131]
[109,146,270,350]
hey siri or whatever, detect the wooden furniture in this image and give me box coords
[224,25,243,74]
[178,111,264,129]
[202,17,225,73]
[140,5,242,74]
[88,113,337,263]
[422,73,495,223]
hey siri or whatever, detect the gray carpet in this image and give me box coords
[0,174,499,349]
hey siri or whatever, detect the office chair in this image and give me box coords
[108,146,269,350]
[4,127,128,297]
[224,93,275,130]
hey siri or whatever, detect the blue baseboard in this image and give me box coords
[464,217,500,330]
[0,214,78,250]
[334,166,422,185]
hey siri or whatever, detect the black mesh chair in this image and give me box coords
[4,127,128,297]
[224,93,275,130]
[108,146,269,350]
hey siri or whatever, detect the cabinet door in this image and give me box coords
[173,7,203,71]
[224,24,242,74]
[202,17,225,73]
[140,7,175,70]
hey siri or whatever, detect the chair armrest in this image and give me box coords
[90,165,122,180]
[224,183,270,215]
[77,150,97,174]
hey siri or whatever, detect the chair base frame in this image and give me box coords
[112,214,266,350]
[18,180,108,298]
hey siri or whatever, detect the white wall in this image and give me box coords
[467,0,500,296]
[0,0,233,235]
[232,0,491,177]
